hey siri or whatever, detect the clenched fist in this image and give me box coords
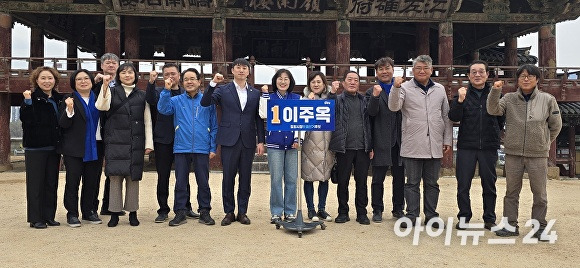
[149,70,158,84]
[457,87,467,103]
[393,77,404,88]
[331,81,340,94]
[23,90,32,99]
[94,73,104,83]
[261,85,269,93]
[164,77,173,89]
[493,80,504,89]
[212,73,224,84]
[102,75,113,87]
[65,97,74,113]
[372,85,382,97]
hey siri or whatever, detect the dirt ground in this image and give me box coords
[1,157,579,267]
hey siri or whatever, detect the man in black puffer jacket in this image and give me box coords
[448,60,504,231]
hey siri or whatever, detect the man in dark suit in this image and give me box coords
[366,57,405,223]
[200,58,265,226]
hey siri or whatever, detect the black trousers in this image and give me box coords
[154,142,193,214]
[221,138,255,215]
[335,149,370,216]
[63,155,102,218]
[371,144,405,213]
[25,150,60,223]
[456,148,497,223]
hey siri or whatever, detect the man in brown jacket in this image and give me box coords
[487,64,562,241]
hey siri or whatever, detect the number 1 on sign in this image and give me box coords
[271,105,281,124]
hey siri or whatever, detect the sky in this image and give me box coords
[10,17,580,71]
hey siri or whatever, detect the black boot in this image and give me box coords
[129,211,140,226]
[108,213,119,227]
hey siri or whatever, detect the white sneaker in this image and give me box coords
[271,215,281,224]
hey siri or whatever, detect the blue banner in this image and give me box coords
[266,99,335,131]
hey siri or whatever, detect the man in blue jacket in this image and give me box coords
[157,68,218,226]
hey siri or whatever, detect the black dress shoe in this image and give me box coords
[356,215,371,225]
[30,222,47,229]
[45,219,60,226]
[484,222,496,230]
[129,211,140,226]
[237,214,251,225]
[392,210,405,219]
[372,212,382,223]
[186,209,200,219]
[335,214,350,223]
[108,214,119,227]
[221,213,236,226]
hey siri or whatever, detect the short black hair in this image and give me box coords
[468,60,489,73]
[271,69,295,93]
[232,58,251,69]
[181,68,201,82]
[343,70,360,81]
[115,62,138,85]
[69,69,94,91]
[516,64,541,79]
[162,63,179,73]
[374,57,395,70]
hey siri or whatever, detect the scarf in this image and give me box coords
[378,79,394,95]
[74,91,100,162]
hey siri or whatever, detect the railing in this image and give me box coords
[1,57,579,101]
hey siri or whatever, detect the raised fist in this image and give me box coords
[149,70,158,84]
[308,92,316,100]
[261,85,269,93]
[493,80,504,89]
[23,90,32,99]
[94,73,104,83]
[212,73,224,84]
[458,87,467,103]
[372,85,382,97]
[331,81,340,93]
[164,77,173,89]
[393,77,404,88]
[65,97,74,112]
[102,74,113,86]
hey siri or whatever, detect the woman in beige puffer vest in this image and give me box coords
[301,71,334,222]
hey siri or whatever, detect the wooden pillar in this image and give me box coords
[438,20,453,169]
[226,19,233,63]
[0,13,12,171]
[124,16,140,70]
[504,35,517,77]
[336,19,350,79]
[416,23,430,56]
[105,14,121,57]
[438,20,453,78]
[212,16,227,74]
[325,21,337,80]
[67,42,77,70]
[569,125,576,177]
[539,22,557,79]
[30,26,44,70]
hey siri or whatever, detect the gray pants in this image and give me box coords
[109,176,139,213]
[504,155,548,228]
[403,157,441,219]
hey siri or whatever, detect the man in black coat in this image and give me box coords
[448,60,504,230]
[366,57,405,223]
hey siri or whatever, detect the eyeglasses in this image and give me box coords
[183,78,199,82]
[413,66,431,72]
[75,77,91,82]
[518,74,537,80]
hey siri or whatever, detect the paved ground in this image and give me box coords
[1,157,579,267]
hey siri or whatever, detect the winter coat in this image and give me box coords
[448,83,504,151]
[487,86,562,158]
[20,88,62,149]
[388,79,453,159]
[157,90,218,154]
[328,91,372,153]
[301,86,334,182]
[366,86,402,166]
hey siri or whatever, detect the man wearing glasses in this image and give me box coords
[448,60,504,231]
[388,55,453,229]
[487,64,561,241]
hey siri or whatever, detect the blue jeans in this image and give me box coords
[304,181,329,211]
[268,148,298,216]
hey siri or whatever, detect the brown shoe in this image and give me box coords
[221,213,236,226]
[237,214,251,225]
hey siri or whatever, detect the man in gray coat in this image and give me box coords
[366,57,405,223]
[388,55,453,229]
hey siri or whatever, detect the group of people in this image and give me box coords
[21,53,562,242]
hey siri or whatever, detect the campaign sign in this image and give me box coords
[266,99,335,131]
